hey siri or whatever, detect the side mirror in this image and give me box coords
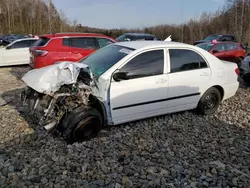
[5,46,11,50]
[212,50,219,54]
[113,71,129,81]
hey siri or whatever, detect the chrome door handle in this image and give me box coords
[156,79,168,84]
[200,72,208,76]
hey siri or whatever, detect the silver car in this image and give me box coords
[239,55,250,83]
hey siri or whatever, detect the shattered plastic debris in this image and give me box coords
[21,62,93,95]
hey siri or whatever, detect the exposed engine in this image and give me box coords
[21,68,93,131]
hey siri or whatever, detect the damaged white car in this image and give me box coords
[21,41,239,143]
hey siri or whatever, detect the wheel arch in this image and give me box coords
[88,95,108,126]
[211,85,224,100]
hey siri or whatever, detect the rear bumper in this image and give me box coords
[222,81,239,101]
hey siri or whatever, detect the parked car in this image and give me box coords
[195,41,246,66]
[0,34,28,46]
[116,33,160,42]
[239,55,250,83]
[193,34,237,45]
[0,38,38,67]
[29,32,117,69]
[22,41,239,143]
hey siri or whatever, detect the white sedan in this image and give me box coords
[0,38,38,67]
[22,41,239,142]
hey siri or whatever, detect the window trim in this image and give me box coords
[114,48,166,80]
[166,48,210,74]
[9,40,35,49]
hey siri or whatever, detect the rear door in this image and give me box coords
[166,48,211,111]
[68,37,99,62]
[223,43,238,62]
[211,43,227,60]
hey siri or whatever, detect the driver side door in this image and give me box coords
[109,49,169,125]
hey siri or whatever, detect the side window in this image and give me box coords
[214,44,226,51]
[27,40,37,47]
[120,50,164,79]
[169,49,208,73]
[227,43,238,51]
[70,37,99,49]
[9,40,31,49]
[62,38,70,46]
[97,38,115,48]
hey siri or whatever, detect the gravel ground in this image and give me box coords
[0,66,250,188]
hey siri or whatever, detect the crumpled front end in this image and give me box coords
[21,62,95,131]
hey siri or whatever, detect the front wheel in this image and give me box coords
[59,106,103,143]
[197,87,221,115]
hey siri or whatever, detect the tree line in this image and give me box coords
[0,0,249,44]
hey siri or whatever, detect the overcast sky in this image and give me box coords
[53,0,226,29]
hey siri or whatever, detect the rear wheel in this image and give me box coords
[197,87,221,115]
[59,106,103,143]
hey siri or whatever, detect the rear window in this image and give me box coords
[32,37,50,47]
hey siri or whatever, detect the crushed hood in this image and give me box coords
[22,62,93,95]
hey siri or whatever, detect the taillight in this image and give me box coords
[235,68,239,75]
[33,50,48,57]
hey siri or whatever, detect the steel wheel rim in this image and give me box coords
[204,93,217,110]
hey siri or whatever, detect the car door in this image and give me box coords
[68,37,99,62]
[109,49,168,124]
[2,40,33,65]
[166,49,211,111]
[211,43,227,60]
[223,43,237,62]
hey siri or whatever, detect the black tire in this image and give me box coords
[197,87,221,115]
[242,73,250,83]
[60,106,103,143]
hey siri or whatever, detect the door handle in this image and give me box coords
[71,51,79,54]
[200,72,209,76]
[156,79,168,84]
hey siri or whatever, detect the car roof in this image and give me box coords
[12,38,37,42]
[208,34,235,37]
[122,33,156,37]
[199,41,240,45]
[39,32,113,39]
[113,41,192,50]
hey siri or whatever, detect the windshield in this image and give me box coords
[80,44,135,78]
[196,43,215,51]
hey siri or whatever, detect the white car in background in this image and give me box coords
[22,41,239,143]
[0,38,38,67]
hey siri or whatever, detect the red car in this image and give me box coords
[196,41,246,66]
[29,33,117,68]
